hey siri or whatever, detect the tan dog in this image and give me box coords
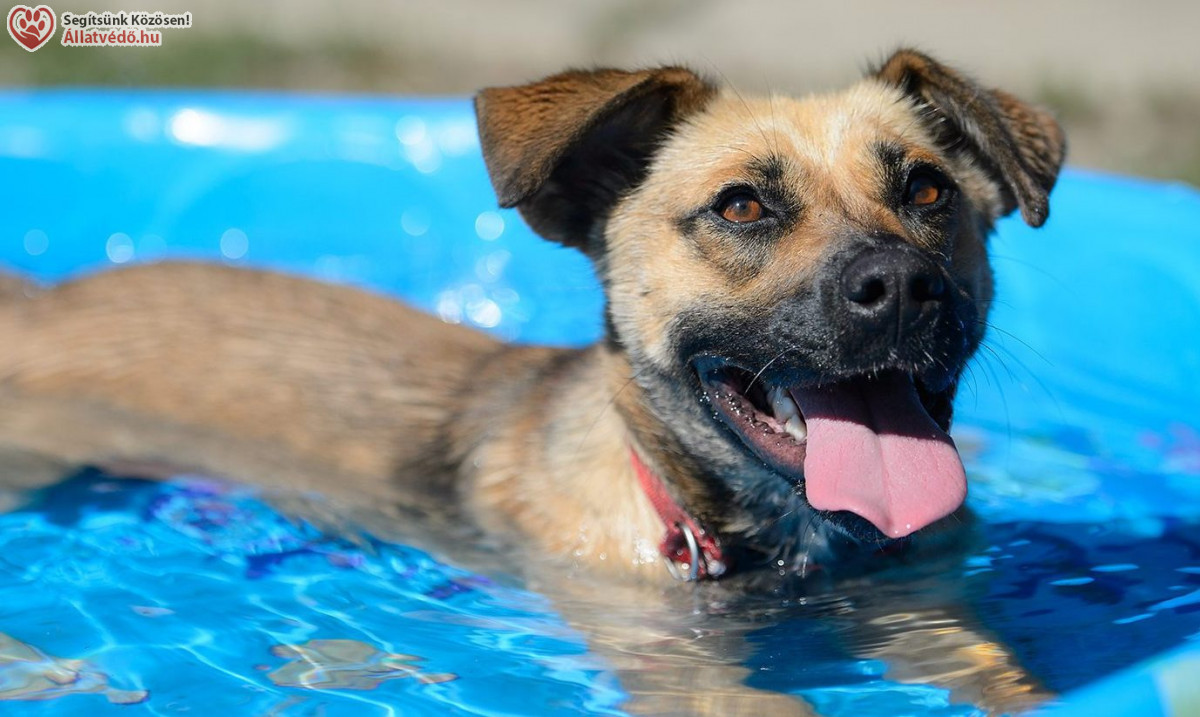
[0,50,1064,591]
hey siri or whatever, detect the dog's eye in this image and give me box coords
[716,193,765,224]
[904,168,951,208]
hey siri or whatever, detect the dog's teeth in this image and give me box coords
[785,414,808,443]
[769,386,808,442]
[769,386,799,422]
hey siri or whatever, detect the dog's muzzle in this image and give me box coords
[833,238,950,357]
[690,235,975,542]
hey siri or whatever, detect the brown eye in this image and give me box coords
[905,169,950,208]
[718,193,765,223]
[910,181,939,206]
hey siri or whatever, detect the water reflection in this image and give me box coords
[219,228,249,260]
[105,232,134,264]
[21,230,47,256]
[1,459,1197,715]
[168,108,290,152]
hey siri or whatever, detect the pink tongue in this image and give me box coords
[790,374,966,538]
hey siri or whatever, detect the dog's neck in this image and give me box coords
[451,342,744,582]
[452,344,679,581]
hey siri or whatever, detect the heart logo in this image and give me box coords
[7,5,56,52]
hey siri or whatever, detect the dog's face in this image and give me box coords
[476,51,1065,569]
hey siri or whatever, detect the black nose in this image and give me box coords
[840,244,945,334]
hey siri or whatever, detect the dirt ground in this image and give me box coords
[4,0,1198,185]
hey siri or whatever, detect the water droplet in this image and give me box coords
[23,229,48,256]
[401,208,431,237]
[395,117,427,146]
[220,228,248,260]
[106,233,134,264]
[466,298,501,328]
[475,211,505,241]
[409,147,441,174]
[476,250,510,281]
[435,290,463,324]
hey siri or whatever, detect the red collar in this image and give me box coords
[630,448,726,581]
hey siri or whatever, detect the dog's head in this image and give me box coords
[475,50,1065,569]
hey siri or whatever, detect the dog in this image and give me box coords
[0,49,1064,587]
[0,49,1066,713]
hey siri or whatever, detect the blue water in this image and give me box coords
[0,92,1198,715]
[0,470,626,715]
[1,449,1197,715]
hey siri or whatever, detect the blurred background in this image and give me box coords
[2,0,1198,187]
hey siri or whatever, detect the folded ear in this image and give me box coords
[474,67,715,252]
[874,49,1066,227]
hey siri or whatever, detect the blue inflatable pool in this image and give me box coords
[0,91,1197,716]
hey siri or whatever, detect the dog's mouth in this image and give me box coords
[695,359,966,541]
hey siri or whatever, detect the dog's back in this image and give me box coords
[0,262,502,501]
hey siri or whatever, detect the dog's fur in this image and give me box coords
[0,49,1068,715]
[0,50,1064,589]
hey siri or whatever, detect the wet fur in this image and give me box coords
[0,51,1064,584]
[0,50,1067,715]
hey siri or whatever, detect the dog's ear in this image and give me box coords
[475,67,715,251]
[874,49,1066,227]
